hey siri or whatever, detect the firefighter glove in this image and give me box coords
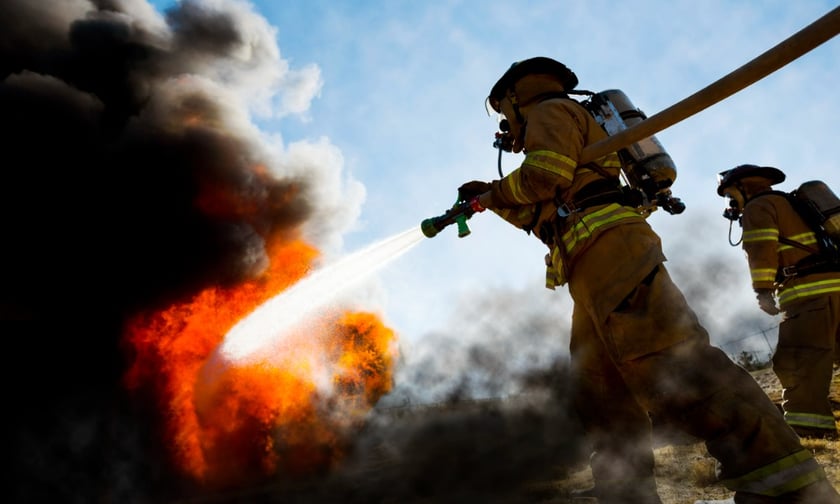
[755,289,779,315]
[458,180,492,201]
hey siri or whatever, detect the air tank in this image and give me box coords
[796,180,840,240]
[585,89,677,196]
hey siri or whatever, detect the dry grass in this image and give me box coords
[546,367,840,503]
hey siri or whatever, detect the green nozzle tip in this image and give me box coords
[421,219,438,238]
[455,214,470,238]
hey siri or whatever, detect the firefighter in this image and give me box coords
[717,164,840,440]
[457,57,840,503]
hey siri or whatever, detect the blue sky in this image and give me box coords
[146,0,839,399]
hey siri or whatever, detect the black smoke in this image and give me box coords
[4,2,741,502]
[1,1,324,502]
[155,360,591,504]
[1,2,592,503]
[0,0,317,324]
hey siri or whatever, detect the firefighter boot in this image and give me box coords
[732,478,840,503]
[570,478,662,504]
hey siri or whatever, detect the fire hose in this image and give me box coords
[421,5,840,238]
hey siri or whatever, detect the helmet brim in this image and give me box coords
[488,57,578,110]
[717,165,785,196]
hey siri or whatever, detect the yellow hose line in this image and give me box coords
[579,5,840,165]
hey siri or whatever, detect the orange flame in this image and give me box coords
[123,238,398,488]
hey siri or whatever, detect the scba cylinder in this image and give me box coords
[796,180,840,239]
[588,89,677,193]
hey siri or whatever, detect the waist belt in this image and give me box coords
[557,180,625,217]
[538,179,626,244]
[778,256,840,281]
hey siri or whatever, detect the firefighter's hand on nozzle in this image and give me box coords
[756,289,780,315]
[458,180,492,201]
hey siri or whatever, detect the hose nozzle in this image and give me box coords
[420,217,447,238]
[421,196,483,238]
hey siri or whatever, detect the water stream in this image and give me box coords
[218,226,426,362]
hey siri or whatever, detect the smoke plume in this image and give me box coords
[4,2,774,503]
[1,2,590,502]
[2,1,364,502]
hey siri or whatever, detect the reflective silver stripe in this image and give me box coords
[721,449,825,496]
[785,411,837,430]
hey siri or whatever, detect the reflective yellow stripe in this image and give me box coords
[596,153,622,168]
[561,203,642,254]
[788,231,817,244]
[778,232,818,252]
[545,246,566,289]
[779,278,840,305]
[578,153,621,171]
[501,173,528,203]
[785,411,837,430]
[545,266,559,290]
[751,267,777,283]
[743,227,778,243]
[523,149,576,181]
[720,449,825,496]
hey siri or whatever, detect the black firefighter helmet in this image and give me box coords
[717,164,786,196]
[488,56,578,113]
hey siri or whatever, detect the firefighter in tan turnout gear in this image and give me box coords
[717,164,840,440]
[457,57,840,503]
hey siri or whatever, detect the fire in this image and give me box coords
[123,238,398,487]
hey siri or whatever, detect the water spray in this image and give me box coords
[217,226,426,362]
[420,194,485,238]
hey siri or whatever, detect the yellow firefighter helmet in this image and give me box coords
[717,164,786,196]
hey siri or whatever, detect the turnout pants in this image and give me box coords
[773,293,840,437]
[570,263,824,498]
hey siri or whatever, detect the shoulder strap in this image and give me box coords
[773,190,840,261]
[778,236,821,255]
[533,91,570,103]
[745,189,788,203]
[749,190,823,254]
[783,190,840,258]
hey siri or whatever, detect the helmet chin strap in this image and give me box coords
[735,182,750,203]
[506,89,525,125]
